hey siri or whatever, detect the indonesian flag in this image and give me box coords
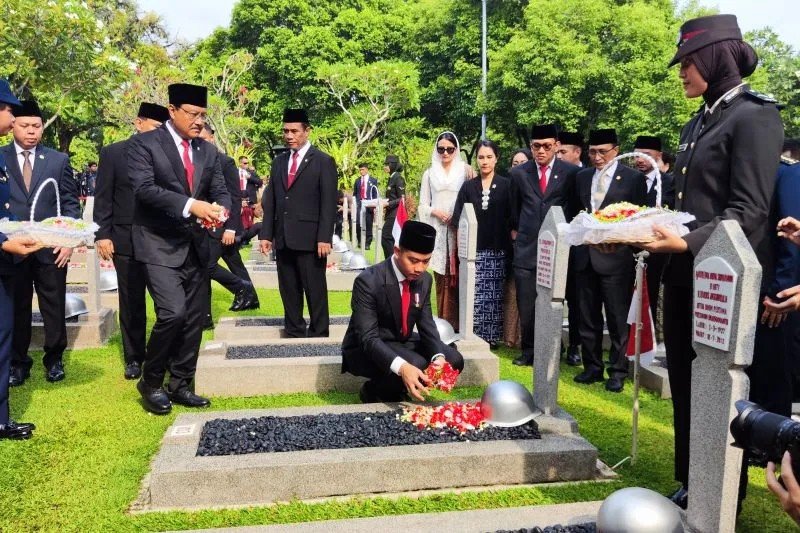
[626,274,656,361]
[392,196,408,245]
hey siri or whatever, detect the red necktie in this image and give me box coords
[539,165,549,193]
[287,151,299,187]
[181,140,194,192]
[401,279,411,337]
[362,178,367,199]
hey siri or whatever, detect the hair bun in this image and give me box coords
[737,41,758,77]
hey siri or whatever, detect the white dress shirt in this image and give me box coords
[593,161,619,206]
[14,142,36,173]
[646,168,658,193]
[287,141,311,176]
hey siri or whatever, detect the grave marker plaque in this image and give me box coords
[693,257,738,351]
[536,230,556,289]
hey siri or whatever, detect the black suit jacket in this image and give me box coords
[571,164,648,275]
[509,158,579,268]
[341,258,448,377]
[0,153,17,275]
[127,125,231,268]
[259,145,337,251]
[353,175,379,207]
[243,168,262,205]
[206,152,243,239]
[94,137,137,256]
[1,142,80,264]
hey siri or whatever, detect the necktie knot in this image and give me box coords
[22,150,30,158]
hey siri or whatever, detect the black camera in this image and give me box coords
[730,400,800,477]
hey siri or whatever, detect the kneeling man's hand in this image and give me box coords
[399,363,431,401]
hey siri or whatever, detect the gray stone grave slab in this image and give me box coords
[213,315,351,342]
[687,220,760,533]
[247,267,357,291]
[194,336,498,397]
[142,403,600,510]
[533,207,570,425]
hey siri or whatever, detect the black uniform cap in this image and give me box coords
[399,221,436,254]
[669,14,743,67]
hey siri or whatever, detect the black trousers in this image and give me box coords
[576,264,633,378]
[645,254,667,323]
[381,212,396,260]
[221,242,251,283]
[785,313,800,400]
[356,207,374,248]
[141,249,207,393]
[363,338,464,401]
[565,255,581,348]
[208,238,247,296]
[664,284,793,488]
[113,253,147,365]
[275,248,329,337]
[0,275,13,426]
[12,257,67,370]
[514,266,538,359]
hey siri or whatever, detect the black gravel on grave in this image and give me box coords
[493,524,596,533]
[226,343,341,359]
[32,312,79,323]
[196,410,541,456]
[235,316,350,327]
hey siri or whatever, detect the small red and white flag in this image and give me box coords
[392,196,408,245]
[626,274,656,362]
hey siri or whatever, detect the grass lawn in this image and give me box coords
[0,284,793,532]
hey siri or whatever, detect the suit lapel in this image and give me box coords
[544,160,561,197]
[383,259,403,335]
[29,146,47,198]
[600,166,623,209]
[157,127,191,195]
[190,139,207,198]
[3,145,26,197]
[523,162,543,200]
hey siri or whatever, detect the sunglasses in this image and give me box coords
[436,146,456,155]
[531,142,554,151]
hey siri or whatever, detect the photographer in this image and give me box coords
[767,451,800,526]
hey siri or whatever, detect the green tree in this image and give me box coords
[746,28,800,137]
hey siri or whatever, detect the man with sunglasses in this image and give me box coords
[571,129,647,393]
[128,83,231,414]
[509,124,580,366]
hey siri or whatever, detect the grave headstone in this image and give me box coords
[533,207,570,416]
[687,220,761,533]
[84,247,102,314]
[342,193,350,243]
[348,196,357,249]
[457,203,478,337]
[374,199,385,263]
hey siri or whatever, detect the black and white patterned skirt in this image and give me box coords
[474,249,506,342]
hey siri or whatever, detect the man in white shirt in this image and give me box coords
[341,221,464,403]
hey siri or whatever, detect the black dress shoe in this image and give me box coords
[513,354,534,366]
[203,314,214,330]
[46,362,65,383]
[573,369,604,384]
[605,376,624,393]
[565,345,581,366]
[668,486,688,510]
[8,367,30,387]
[136,380,172,415]
[0,423,33,440]
[124,362,142,380]
[167,389,211,408]
[359,382,379,403]
[230,285,260,311]
[7,420,36,432]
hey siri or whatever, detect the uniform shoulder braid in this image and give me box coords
[743,87,778,105]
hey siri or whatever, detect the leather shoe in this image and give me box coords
[573,369,604,384]
[513,354,533,366]
[668,486,688,510]
[565,345,581,366]
[605,376,624,393]
[124,362,142,380]
[136,380,172,415]
[167,389,211,408]
[230,285,260,311]
[46,362,65,383]
[203,314,214,330]
[7,420,36,432]
[0,422,33,440]
[8,366,30,387]
[359,382,379,403]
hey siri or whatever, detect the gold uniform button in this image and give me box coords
[615,175,621,180]
[682,166,687,174]
[690,142,695,149]
[678,192,683,200]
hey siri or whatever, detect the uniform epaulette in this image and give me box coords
[781,155,799,165]
[744,88,778,104]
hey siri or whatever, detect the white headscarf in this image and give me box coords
[428,131,468,191]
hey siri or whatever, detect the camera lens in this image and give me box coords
[731,400,800,464]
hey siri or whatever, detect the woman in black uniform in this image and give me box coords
[642,14,785,507]
[380,155,405,259]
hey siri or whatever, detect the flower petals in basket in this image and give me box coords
[559,202,696,246]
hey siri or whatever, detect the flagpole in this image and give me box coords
[631,249,649,466]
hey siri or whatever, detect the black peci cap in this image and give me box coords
[13,99,43,119]
[399,221,436,254]
[282,108,310,124]
[137,102,170,123]
[168,83,208,108]
[669,14,743,67]
[558,131,584,147]
[530,124,558,140]
[634,135,662,151]
[588,128,618,146]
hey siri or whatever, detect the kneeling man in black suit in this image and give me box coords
[342,221,464,402]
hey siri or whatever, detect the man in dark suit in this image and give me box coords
[128,83,231,414]
[238,156,262,206]
[95,102,170,380]
[198,124,258,320]
[632,135,675,323]
[2,99,80,386]
[259,108,337,338]
[353,163,379,249]
[572,129,647,393]
[0,79,41,440]
[508,124,580,366]
[380,155,405,258]
[342,221,464,402]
